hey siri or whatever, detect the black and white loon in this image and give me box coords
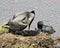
[6,10,35,31]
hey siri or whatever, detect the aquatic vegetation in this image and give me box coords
[0,26,9,33]
[0,22,9,33]
[0,32,59,48]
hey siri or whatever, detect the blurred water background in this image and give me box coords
[0,0,60,37]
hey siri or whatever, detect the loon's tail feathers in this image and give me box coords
[30,10,35,14]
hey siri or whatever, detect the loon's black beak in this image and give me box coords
[30,10,35,14]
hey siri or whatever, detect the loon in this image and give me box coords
[37,21,55,34]
[6,10,35,31]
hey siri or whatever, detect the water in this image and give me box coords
[0,0,60,37]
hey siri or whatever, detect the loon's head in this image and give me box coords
[37,21,44,29]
